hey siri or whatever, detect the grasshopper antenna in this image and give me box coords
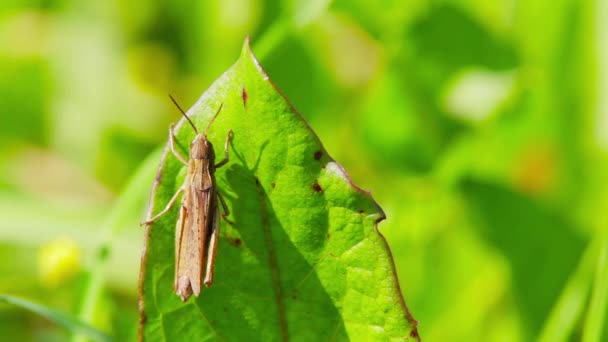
[169,94,198,134]
[204,103,224,137]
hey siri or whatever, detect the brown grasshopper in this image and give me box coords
[143,96,232,301]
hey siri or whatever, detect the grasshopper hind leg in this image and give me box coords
[203,205,220,287]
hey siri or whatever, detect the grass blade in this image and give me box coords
[582,236,608,342]
[0,294,113,342]
[538,241,597,342]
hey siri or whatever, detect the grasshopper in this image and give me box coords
[143,96,232,302]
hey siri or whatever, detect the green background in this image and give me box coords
[0,0,607,341]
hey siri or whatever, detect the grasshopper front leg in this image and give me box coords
[141,186,185,225]
[215,129,233,168]
[141,124,189,226]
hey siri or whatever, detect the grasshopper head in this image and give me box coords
[190,134,215,161]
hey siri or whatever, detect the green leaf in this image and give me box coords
[138,38,418,341]
[0,294,113,342]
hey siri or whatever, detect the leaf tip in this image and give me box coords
[242,35,251,51]
[240,35,253,61]
[240,35,269,80]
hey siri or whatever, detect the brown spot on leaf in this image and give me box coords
[228,238,242,247]
[242,87,248,108]
[312,181,323,193]
[410,328,419,339]
[314,150,323,160]
[271,182,276,188]
[358,209,364,214]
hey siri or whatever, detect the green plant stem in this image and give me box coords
[71,148,162,342]
[253,18,292,61]
[251,0,334,61]
[582,235,608,342]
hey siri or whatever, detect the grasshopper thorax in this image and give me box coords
[190,134,215,161]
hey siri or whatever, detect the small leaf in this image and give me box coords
[0,294,113,342]
[138,38,418,341]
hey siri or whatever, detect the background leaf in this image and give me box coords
[460,179,586,339]
[138,40,418,341]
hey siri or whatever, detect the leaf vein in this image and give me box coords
[194,303,224,341]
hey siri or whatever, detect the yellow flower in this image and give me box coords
[38,238,81,287]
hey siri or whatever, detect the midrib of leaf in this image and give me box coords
[255,177,288,341]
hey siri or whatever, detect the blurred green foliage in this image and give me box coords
[0,0,607,341]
